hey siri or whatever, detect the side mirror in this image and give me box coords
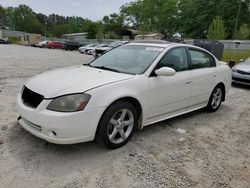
[155,67,176,77]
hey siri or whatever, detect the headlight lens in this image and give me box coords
[47,93,91,112]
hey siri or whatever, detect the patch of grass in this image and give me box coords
[222,50,250,64]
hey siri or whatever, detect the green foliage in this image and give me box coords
[222,50,250,64]
[0,5,5,27]
[120,0,178,36]
[96,25,104,42]
[1,1,250,39]
[238,24,250,40]
[8,36,18,44]
[102,13,125,37]
[207,16,226,40]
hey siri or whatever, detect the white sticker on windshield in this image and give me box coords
[145,47,164,52]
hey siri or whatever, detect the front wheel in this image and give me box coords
[95,101,137,149]
[206,86,223,112]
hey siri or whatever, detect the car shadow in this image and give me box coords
[4,107,223,178]
[232,83,250,90]
[5,122,125,177]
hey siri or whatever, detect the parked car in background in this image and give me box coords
[35,41,49,48]
[64,41,83,51]
[88,44,109,55]
[94,41,129,58]
[232,57,250,85]
[84,44,99,54]
[47,41,64,49]
[78,44,97,54]
[17,41,231,149]
[0,38,11,44]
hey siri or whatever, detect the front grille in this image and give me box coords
[232,77,250,83]
[22,86,44,108]
[236,70,250,75]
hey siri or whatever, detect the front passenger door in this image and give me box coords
[147,47,192,124]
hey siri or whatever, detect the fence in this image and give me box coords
[1,29,26,37]
[185,39,250,51]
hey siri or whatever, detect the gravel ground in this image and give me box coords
[0,44,250,188]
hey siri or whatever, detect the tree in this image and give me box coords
[120,0,178,36]
[0,5,5,28]
[207,16,226,40]
[179,0,250,39]
[8,5,43,33]
[102,13,125,37]
[238,24,250,39]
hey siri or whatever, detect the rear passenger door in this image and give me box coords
[188,48,217,108]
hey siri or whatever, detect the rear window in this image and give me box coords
[189,49,216,69]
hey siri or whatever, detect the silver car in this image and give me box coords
[232,58,250,85]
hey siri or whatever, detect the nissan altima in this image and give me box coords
[232,57,250,85]
[16,41,231,148]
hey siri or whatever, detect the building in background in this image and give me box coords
[134,33,164,40]
[61,32,88,42]
[18,33,41,45]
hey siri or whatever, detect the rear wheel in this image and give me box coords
[96,101,137,149]
[206,86,223,112]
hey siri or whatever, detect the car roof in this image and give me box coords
[126,40,187,48]
[127,40,208,50]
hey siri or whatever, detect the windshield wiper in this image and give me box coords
[90,65,121,73]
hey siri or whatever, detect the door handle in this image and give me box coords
[185,81,192,84]
[213,74,217,77]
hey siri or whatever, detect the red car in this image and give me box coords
[46,41,64,49]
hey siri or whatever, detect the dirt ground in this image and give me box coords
[0,44,249,188]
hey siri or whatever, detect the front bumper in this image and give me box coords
[232,72,250,85]
[16,94,105,144]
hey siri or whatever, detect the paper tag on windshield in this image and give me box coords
[145,47,164,52]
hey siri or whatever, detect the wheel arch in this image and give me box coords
[215,82,226,102]
[96,96,144,134]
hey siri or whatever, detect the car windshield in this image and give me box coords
[96,44,106,47]
[84,44,95,47]
[109,42,122,48]
[242,58,250,65]
[90,45,164,74]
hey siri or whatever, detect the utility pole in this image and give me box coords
[233,0,245,39]
[44,21,47,38]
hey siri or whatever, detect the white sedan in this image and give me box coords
[35,41,49,48]
[16,42,231,148]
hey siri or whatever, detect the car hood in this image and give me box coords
[86,47,95,50]
[25,65,134,98]
[234,64,250,73]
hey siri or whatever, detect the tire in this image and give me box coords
[206,85,223,112]
[95,101,137,149]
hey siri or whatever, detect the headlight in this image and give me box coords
[47,93,91,112]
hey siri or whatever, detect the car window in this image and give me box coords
[157,48,188,72]
[189,49,215,69]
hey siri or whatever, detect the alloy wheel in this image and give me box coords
[107,109,134,144]
[211,87,222,109]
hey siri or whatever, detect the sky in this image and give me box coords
[0,0,134,21]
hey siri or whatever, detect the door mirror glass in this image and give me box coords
[155,67,176,76]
